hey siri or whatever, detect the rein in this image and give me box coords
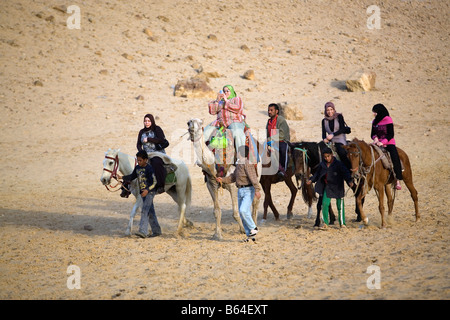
[102,154,136,192]
[348,142,382,195]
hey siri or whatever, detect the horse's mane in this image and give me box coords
[292,141,324,169]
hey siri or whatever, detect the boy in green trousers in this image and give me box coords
[307,147,354,228]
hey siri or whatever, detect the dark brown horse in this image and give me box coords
[343,138,419,228]
[259,143,298,221]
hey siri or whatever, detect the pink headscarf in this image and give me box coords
[324,101,341,120]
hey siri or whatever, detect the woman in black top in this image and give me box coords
[321,101,351,170]
[137,114,167,194]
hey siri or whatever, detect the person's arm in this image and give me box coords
[340,161,354,187]
[322,119,327,140]
[278,117,290,141]
[145,126,166,144]
[223,96,243,115]
[122,167,137,182]
[245,164,261,192]
[137,130,143,151]
[383,123,395,143]
[208,98,222,115]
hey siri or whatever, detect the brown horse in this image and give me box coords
[259,145,298,221]
[343,138,419,228]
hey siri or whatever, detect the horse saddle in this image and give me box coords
[372,145,404,172]
[147,152,178,184]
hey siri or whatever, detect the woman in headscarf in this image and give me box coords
[137,114,167,193]
[204,85,246,156]
[322,101,351,169]
[371,103,402,190]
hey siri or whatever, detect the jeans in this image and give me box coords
[237,186,256,236]
[139,191,161,235]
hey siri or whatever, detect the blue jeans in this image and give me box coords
[237,186,256,236]
[139,191,161,235]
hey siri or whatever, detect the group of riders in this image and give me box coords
[121,84,403,238]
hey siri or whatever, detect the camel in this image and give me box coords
[187,118,260,240]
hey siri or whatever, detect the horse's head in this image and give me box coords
[187,118,203,142]
[343,140,361,179]
[290,142,309,187]
[100,148,120,185]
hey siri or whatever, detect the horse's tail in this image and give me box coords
[301,175,317,204]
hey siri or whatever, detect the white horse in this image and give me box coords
[100,148,193,236]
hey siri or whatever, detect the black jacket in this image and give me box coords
[309,157,352,198]
[123,163,156,193]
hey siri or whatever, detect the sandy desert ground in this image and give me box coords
[0,0,449,302]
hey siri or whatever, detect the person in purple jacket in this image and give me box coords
[371,103,403,190]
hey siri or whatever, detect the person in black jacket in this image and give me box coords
[307,147,353,228]
[137,114,167,194]
[121,150,162,238]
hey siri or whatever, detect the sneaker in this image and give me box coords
[249,227,258,237]
[135,231,147,238]
[148,233,161,238]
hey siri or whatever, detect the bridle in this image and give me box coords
[347,142,389,195]
[102,154,124,192]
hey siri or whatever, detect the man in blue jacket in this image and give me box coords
[307,147,354,228]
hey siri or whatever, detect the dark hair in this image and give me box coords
[372,104,390,126]
[322,147,333,155]
[136,150,148,160]
[268,103,280,112]
[143,114,157,131]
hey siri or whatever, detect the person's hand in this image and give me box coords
[143,137,148,143]
[373,137,379,144]
[216,177,223,183]
[306,179,312,185]
[349,181,354,188]
[376,142,384,147]
[323,138,329,143]
[326,134,334,141]
[141,189,148,197]
[255,191,261,199]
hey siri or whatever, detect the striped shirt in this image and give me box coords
[208,96,245,128]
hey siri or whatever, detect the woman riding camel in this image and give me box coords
[204,85,246,156]
[371,103,403,190]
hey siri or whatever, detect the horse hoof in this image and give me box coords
[363,217,369,225]
[287,213,293,220]
[260,219,267,224]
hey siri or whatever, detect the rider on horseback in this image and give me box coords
[266,103,290,179]
[371,103,403,190]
